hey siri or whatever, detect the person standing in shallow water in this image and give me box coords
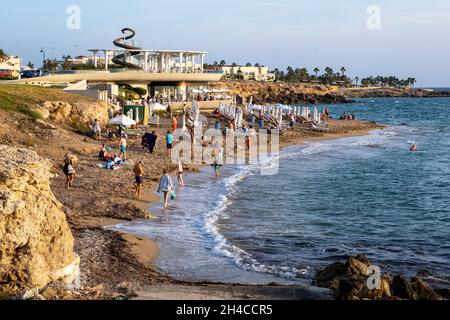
[157,169,173,209]
[177,161,184,187]
[410,143,418,152]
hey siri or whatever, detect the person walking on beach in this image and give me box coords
[119,135,127,160]
[166,131,173,157]
[177,161,184,187]
[172,116,178,132]
[63,154,76,189]
[157,169,174,209]
[133,161,145,198]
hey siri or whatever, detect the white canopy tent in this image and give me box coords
[150,103,167,111]
[110,115,136,127]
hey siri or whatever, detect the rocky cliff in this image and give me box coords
[30,100,110,125]
[0,145,79,298]
[209,80,351,105]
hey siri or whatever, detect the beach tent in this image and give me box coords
[150,103,167,111]
[110,115,136,126]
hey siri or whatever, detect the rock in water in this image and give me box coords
[346,257,369,276]
[410,277,443,300]
[391,275,418,300]
[0,145,80,297]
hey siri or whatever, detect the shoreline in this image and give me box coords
[104,121,384,299]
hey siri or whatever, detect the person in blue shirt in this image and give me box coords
[166,131,173,156]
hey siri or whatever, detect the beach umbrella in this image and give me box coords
[150,103,167,111]
[110,115,136,126]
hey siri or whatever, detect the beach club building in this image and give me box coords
[17,30,227,109]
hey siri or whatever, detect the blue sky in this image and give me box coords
[1,0,449,86]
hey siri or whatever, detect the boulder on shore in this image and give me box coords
[0,145,79,298]
[314,255,444,300]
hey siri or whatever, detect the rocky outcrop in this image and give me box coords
[30,100,109,126]
[209,80,352,105]
[0,145,79,298]
[314,255,444,300]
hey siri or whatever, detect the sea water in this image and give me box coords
[111,97,450,287]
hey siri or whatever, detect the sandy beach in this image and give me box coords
[46,116,382,300]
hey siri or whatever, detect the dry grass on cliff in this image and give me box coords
[0,85,99,119]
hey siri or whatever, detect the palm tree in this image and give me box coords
[245,62,252,67]
[231,62,237,67]
[324,67,333,75]
[340,67,346,76]
[354,76,359,86]
[254,63,261,67]
[27,62,35,69]
[219,60,226,66]
[314,67,320,77]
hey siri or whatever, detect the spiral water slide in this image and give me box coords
[112,28,143,70]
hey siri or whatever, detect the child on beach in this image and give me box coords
[133,161,144,198]
[157,169,174,209]
[119,136,127,160]
[211,160,221,177]
[166,131,173,156]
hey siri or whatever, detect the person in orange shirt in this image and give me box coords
[172,116,178,132]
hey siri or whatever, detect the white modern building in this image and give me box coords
[87,49,207,74]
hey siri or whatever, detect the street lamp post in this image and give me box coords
[40,47,46,69]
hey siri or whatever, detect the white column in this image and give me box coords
[104,50,109,71]
[93,51,98,68]
[179,53,183,73]
[159,54,164,72]
[144,52,149,72]
[167,54,171,72]
[191,55,195,72]
[201,54,205,73]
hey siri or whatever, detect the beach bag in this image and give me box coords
[170,191,176,200]
[67,164,75,174]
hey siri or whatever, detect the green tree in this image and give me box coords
[231,62,237,67]
[254,63,261,67]
[62,55,73,70]
[219,60,226,66]
[354,76,359,86]
[314,67,320,77]
[245,62,252,67]
[43,58,58,72]
[27,61,35,69]
[340,67,346,76]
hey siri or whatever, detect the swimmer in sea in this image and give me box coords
[410,143,417,152]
